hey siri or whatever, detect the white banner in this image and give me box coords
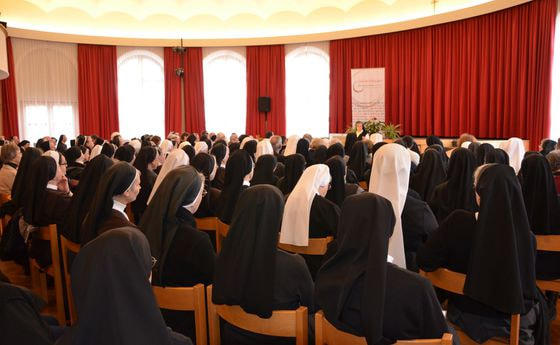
[351,68,385,126]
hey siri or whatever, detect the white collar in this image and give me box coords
[112,200,129,221]
[46,184,58,191]
[243,180,250,187]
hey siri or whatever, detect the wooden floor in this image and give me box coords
[1,259,559,343]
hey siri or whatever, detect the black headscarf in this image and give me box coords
[347,142,368,181]
[325,156,346,207]
[401,136,420,155]
[315,193,395,345]
[277,153,306,195]
[64,155,114,243]
[312,145,328,165]
[101,143,115,158]
[540,139,557,156]
[133,146,157,178]
[191,153,215,181]
[344,133,358,155]
[63,146,82,167]
[37,139,51,153]
[427,144,449,170]
[518,154,560,234]
[371,142,387,159]
[242,140,257,162]
[476,143,494,167]
[326,143,345,159]
[464,164,536,314]
[140,166,203,284]
[228,142,240,155]
[485,148,509,165]
[296,138,310,165]
[115,145,136,163]
[211,143,227,167]
[81,162,138,244]
[182,144,196,162]
[57,227,175,345]
[410,149,447,201]
[11,148,42,208]
[251,154,278,186]
[187,134,197,146]
[216,150,253,224]
[426,136,443,147]
[23,156,58,226]
[213,185,284,318]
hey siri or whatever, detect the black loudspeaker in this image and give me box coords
[258,97,271,112]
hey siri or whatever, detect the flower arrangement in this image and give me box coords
[346,118,401,139]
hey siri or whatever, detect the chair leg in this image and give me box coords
[39,272,49,302]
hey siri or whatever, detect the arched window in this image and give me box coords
[203,48,247,136]
[285,43,330,137]
[117,47,164,139]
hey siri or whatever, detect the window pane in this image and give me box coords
[286,46,330,137]
[118,52,165,139]
[52,105,76,140]
[24,104,49,143]
[204,50,246,136]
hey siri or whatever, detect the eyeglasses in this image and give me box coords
[151,256,157,268]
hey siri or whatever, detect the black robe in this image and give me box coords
[131,169,157,224]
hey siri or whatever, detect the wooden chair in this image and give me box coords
[358,181,368,191]
[420,268,520,345]
[152,284,208,345]
[315,310,453,345]
[278,236,333,256]
[206,284,308,345]
[29,224,66,325]
[215,219,229,252]
[0,193,11,236]
[196,217,218,232]
[60,235,81,324]
[534,235,560,292]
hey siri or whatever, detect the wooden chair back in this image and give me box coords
[358,181,368,191]
[535,235,560,292]
[420,269,520,345]
[278,236,333,256]
[315,310,453,345]
[0,193,11,205]
[206,284,308,345]
[60,235,81,324]
[29,224,66,325]
[152,284,207,345]
[215,220,229,252]
[196,217,218,231]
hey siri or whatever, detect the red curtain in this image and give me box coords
[164,47,182,134]
[77,44,119,139]
[246,45,286,136]
[1,37,19,138]
[184,47,206,133]
[329,0,557,149]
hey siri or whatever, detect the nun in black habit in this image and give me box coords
[276,153,306,195]
[344,132,358,157]
[347,141,369,182]
[296,138,311,166]
[429,148,477,223]
[55,227,192,345]
[131,146,159,223]
[213,185,314,345]
[11,147,42,209]
[216,150,253,224]
[315,193,450,344]
[311,145,328,165]
[485,148,510,165]
[191,152,221,218]
[62,155,114,242]
[410,148,447,201]
[326,142,345,160]
[140,166,214,341]
[325,156,362,208]
[63,146,84,190]
[210,143,228,190]
[250,154,279,186]
[417,164,541,344]
[476,143,495,167]
[518,154,560,280]
[80,162,140,244]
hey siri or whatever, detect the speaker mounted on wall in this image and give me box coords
[258,96,271,113]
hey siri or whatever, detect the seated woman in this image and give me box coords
[429,148,478,223]
[250,154,278,187]
[131,146,159,223]
[276,153,306,195]
[315,193,451,344]
[280,164,340,277]
[24,154,72,268]
[325,156,363,208]
[410,148,447,201]
[216,150,253,224]
[191,153,221,218]
[210,143,228,190]
[518,154,560,280]
[140,166,214,341]
[56,227,192,345]
[213,185,314,345]
[62,146,84,191]
[417,164,541,344]
[347,141,370,182]
[62,155,113,242]
[80,162,141,244]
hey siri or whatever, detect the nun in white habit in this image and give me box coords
[194,141,208,154]
[500,137,525,174]
[147,149,190,204]
[369,143,410,269]
[239,136,256,150]
[283,135,300,156]
[280,164,341,277]
[160,139,174,158]
[255,139,274,160]
[90,144,103,160]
